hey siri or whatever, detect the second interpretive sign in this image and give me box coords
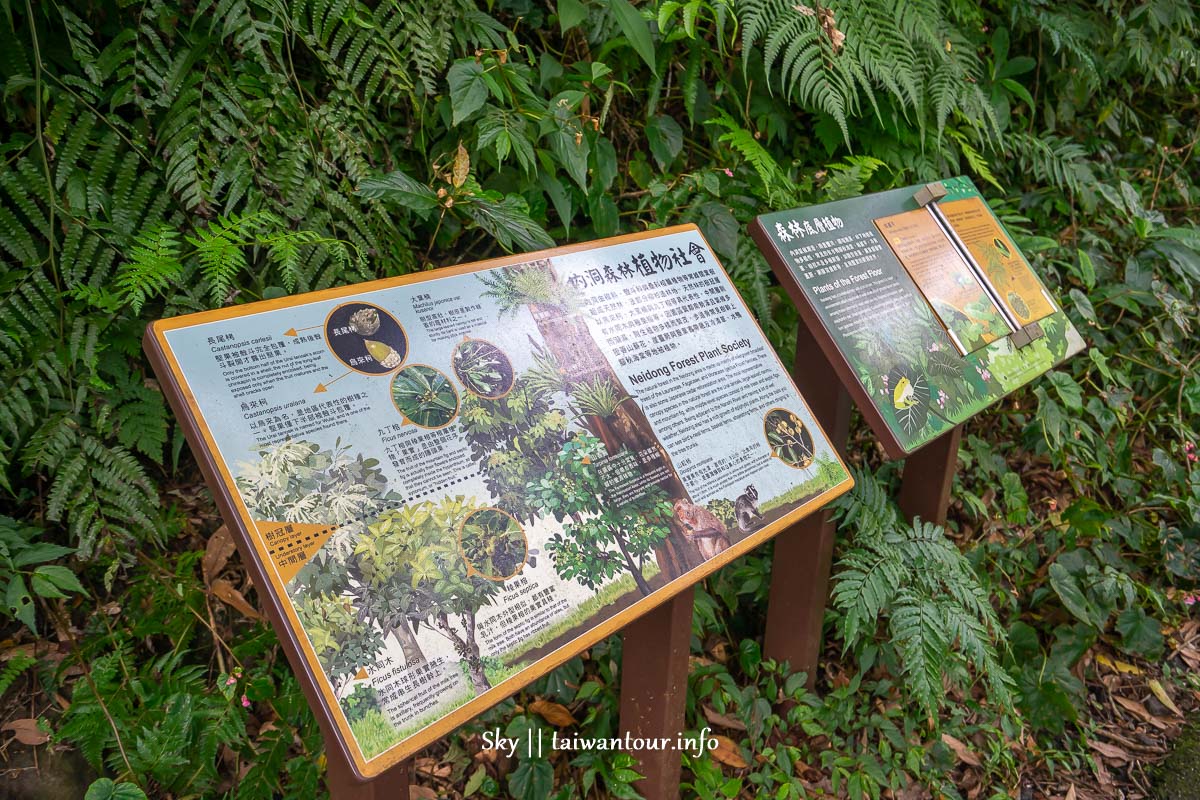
[752,177,1084,457]
[144,225,853,777]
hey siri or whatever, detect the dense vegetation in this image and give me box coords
[1,1,1198,798]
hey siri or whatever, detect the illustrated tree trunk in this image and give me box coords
[390,617,426,668]
[521,262,704,580]
[435,610,491,695]
[612,527,652,596]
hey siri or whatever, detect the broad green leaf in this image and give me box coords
[33,564,87,595]
[645,114,683,169]
[608,0,657,74]
[558,0,588,32]
[85,780,149,800]
[1046,371,1083,411]
[508,758,554,800]
[5,574,35,631]
[358,171,440,216]
[447,60,491,125]
[1116,607,1163,658]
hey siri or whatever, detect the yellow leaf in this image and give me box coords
[1095,653,1142,675]
[1148,679,1183,716]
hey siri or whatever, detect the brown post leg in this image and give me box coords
[896,425,963,526]
[620,588,695,800]
[324,741,411,800]
[762,324,851,687]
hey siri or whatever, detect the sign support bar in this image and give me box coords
[762,322,851,687]
[619,588,695,800]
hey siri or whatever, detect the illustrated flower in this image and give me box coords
[928,342,941,353]
[936,389,948,409]
[981,369,992,382]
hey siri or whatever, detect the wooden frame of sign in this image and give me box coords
[144,224,854,797]
[750,177,1084,683]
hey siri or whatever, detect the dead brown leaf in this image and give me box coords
[1088,740,1131,762]
[703,705,747,732]
[710,735,748,769]
[210,579,262,621]
[2,718,50,745]
[1064,784,1077,800]
[1113,695,1170,730]
[529,699,576,727]
[410,786,438,800]
[940,733,983,767]
[452,143,470,188]
[203,525,237,585]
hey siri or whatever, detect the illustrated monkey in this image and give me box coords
[734,485,763,533]
[672,499,732,561]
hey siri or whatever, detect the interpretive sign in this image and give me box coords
[751,177,1084,458]
[144,224,853,778]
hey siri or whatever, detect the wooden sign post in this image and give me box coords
[752,178,1085,683]
[144,225,854,797]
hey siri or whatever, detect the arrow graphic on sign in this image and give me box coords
[284,324,322,337]
[314,370,351,393]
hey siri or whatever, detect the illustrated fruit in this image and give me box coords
[365,339,403,368]
[1008,291,1030,319]
[349,307,381,336]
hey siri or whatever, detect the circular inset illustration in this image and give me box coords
[763,408,815,469]
[992,237,1012,258]
[390,364,459,428]
[451,338,515,399]
[1007,290,1030,320]
[459,508,528,580]
[325,302,408,375]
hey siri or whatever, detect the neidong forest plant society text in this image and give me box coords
[627,337,753,384]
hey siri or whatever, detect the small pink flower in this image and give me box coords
[1186,595,1197,606]
[723,168,733,177]
[928,342,941,353]
[241,695,251,708]
[1185,441,1195,452]
[981,370,991,382]
[225,675,237,686]
[1047,498,1058,511]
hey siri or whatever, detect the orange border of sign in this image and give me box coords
[143,224,854,779]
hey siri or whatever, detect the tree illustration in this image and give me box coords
[293,589,386,695]
[527,433,673,596]
[353,497,500,695]
[293,542,429,669]
[459,369,570,523]
[478,263,704,579]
